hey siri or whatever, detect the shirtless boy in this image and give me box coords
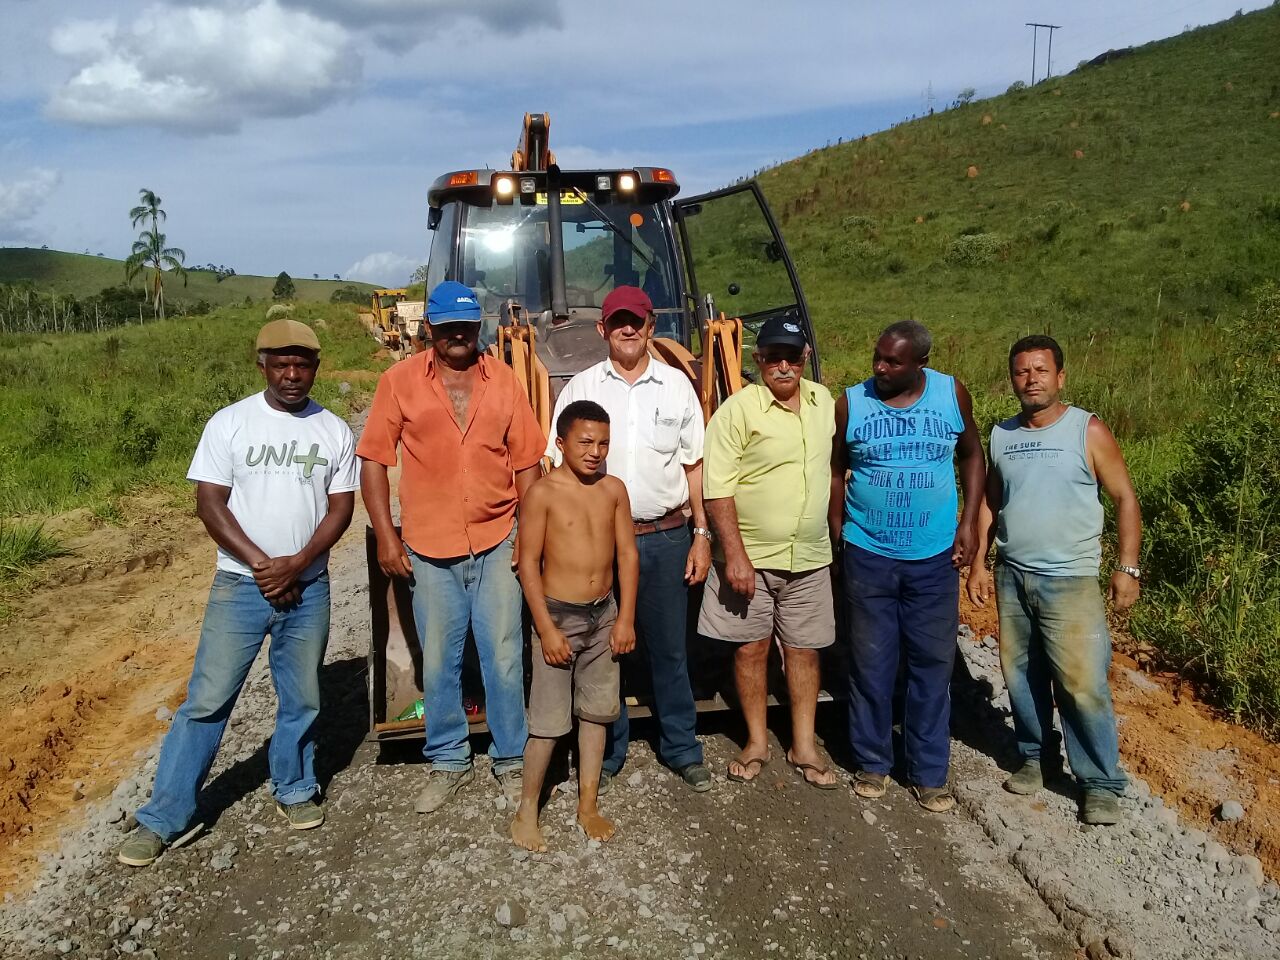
[511,400,639,851]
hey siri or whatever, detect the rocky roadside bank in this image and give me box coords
[953,625,1280,959]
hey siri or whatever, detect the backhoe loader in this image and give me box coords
[367,113,826,741]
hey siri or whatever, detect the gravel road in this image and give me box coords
[2,519,1278,960]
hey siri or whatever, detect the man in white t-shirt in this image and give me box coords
[118,318,358,867]
[546,286,712,793]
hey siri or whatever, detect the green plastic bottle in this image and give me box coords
[394,698,425,722]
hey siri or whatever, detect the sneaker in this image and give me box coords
[911,783,956,814]
[851,769,888,799]
[275,797,324,830]
[596,769,614,797]
[1003,760,1044,796]
[494,768,523,805]
[676,763,712,793]
[1081,789,1122,825]
[415,767,474,814]
[117,827,165,867]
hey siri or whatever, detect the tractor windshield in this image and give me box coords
[457,197,683,338]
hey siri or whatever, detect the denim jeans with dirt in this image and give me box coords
[136,571,330,841]
[995,564,1127,795]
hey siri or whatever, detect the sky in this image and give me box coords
[0,0,1270,285]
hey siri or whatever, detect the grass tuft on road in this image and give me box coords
[0,521,66,582]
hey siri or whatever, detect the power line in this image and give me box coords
[1025,22,1063,83]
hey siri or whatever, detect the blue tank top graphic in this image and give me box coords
[842,368,964,560]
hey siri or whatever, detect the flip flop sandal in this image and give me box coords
[852,769,889,799]
[910,784,956,813]
[788,758,840,791]
[726,755,770,783]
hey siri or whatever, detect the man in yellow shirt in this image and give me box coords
[699,316,838,789]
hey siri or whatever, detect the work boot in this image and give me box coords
[1081,789,1123,825]
[1003,760,1045,795]
[676,763,713,793]
[494,768,523,805]
[275,797,324,831]
[415,767,474,814]
[116,827,166,867]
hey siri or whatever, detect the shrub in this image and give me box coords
[272,272,296,301]
[1257,196,1280,223]
[1133,285,1280,732]
[329,284,367,305]
[884,254,909,275]
[945,233,1006,266]
[842,215,878,232]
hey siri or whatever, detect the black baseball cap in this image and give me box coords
[755,315,807,349]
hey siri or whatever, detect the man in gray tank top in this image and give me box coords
[967,335,1142,826]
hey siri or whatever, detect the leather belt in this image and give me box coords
[633,507,687,537]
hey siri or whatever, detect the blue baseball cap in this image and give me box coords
[427,281,482,324]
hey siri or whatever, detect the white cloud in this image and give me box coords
[345,251,418,285]
[280,0,559,47]
[47,1,361,134]
[0,168,61,242]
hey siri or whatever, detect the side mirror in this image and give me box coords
[727,282,741,296]
[427,207,443,231]
[762,240,782,263]
[603,264,614,276]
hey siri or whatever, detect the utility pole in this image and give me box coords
[1025,23,1063,83]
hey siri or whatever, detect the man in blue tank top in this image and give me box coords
[830,321,985,813]
[967,335,1142,826]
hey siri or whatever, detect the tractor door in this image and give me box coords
[674,181,820,382]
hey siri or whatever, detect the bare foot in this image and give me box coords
[727,750,771,783]
[510,807,547,852]
[577,808,616,842]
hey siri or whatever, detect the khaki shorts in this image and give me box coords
[527,594,621,738]
[698,563,835,649]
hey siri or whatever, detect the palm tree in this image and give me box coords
[124,189,187,320]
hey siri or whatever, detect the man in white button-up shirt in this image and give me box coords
[546,286,713,793]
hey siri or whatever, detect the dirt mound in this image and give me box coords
[1113,651,1280,873]
[0,494,211,891]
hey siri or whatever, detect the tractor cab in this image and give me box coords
[418,114,819,409]
[367,114,825,741]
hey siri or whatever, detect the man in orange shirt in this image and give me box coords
[358,282,545,814]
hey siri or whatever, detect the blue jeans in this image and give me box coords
[995,564,1126,795]
[604,524,703,774]
[136,571,330,841]
[408,530,526,773]
[843,542,958,789]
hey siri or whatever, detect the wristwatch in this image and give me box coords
[1116,564,1141,581]
[692,526,714,542]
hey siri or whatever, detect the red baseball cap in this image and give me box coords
[600,285,652,324]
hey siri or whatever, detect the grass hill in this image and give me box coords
[738,5,1279,730]
[0,247,375,307]
[751,4,1279,440]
